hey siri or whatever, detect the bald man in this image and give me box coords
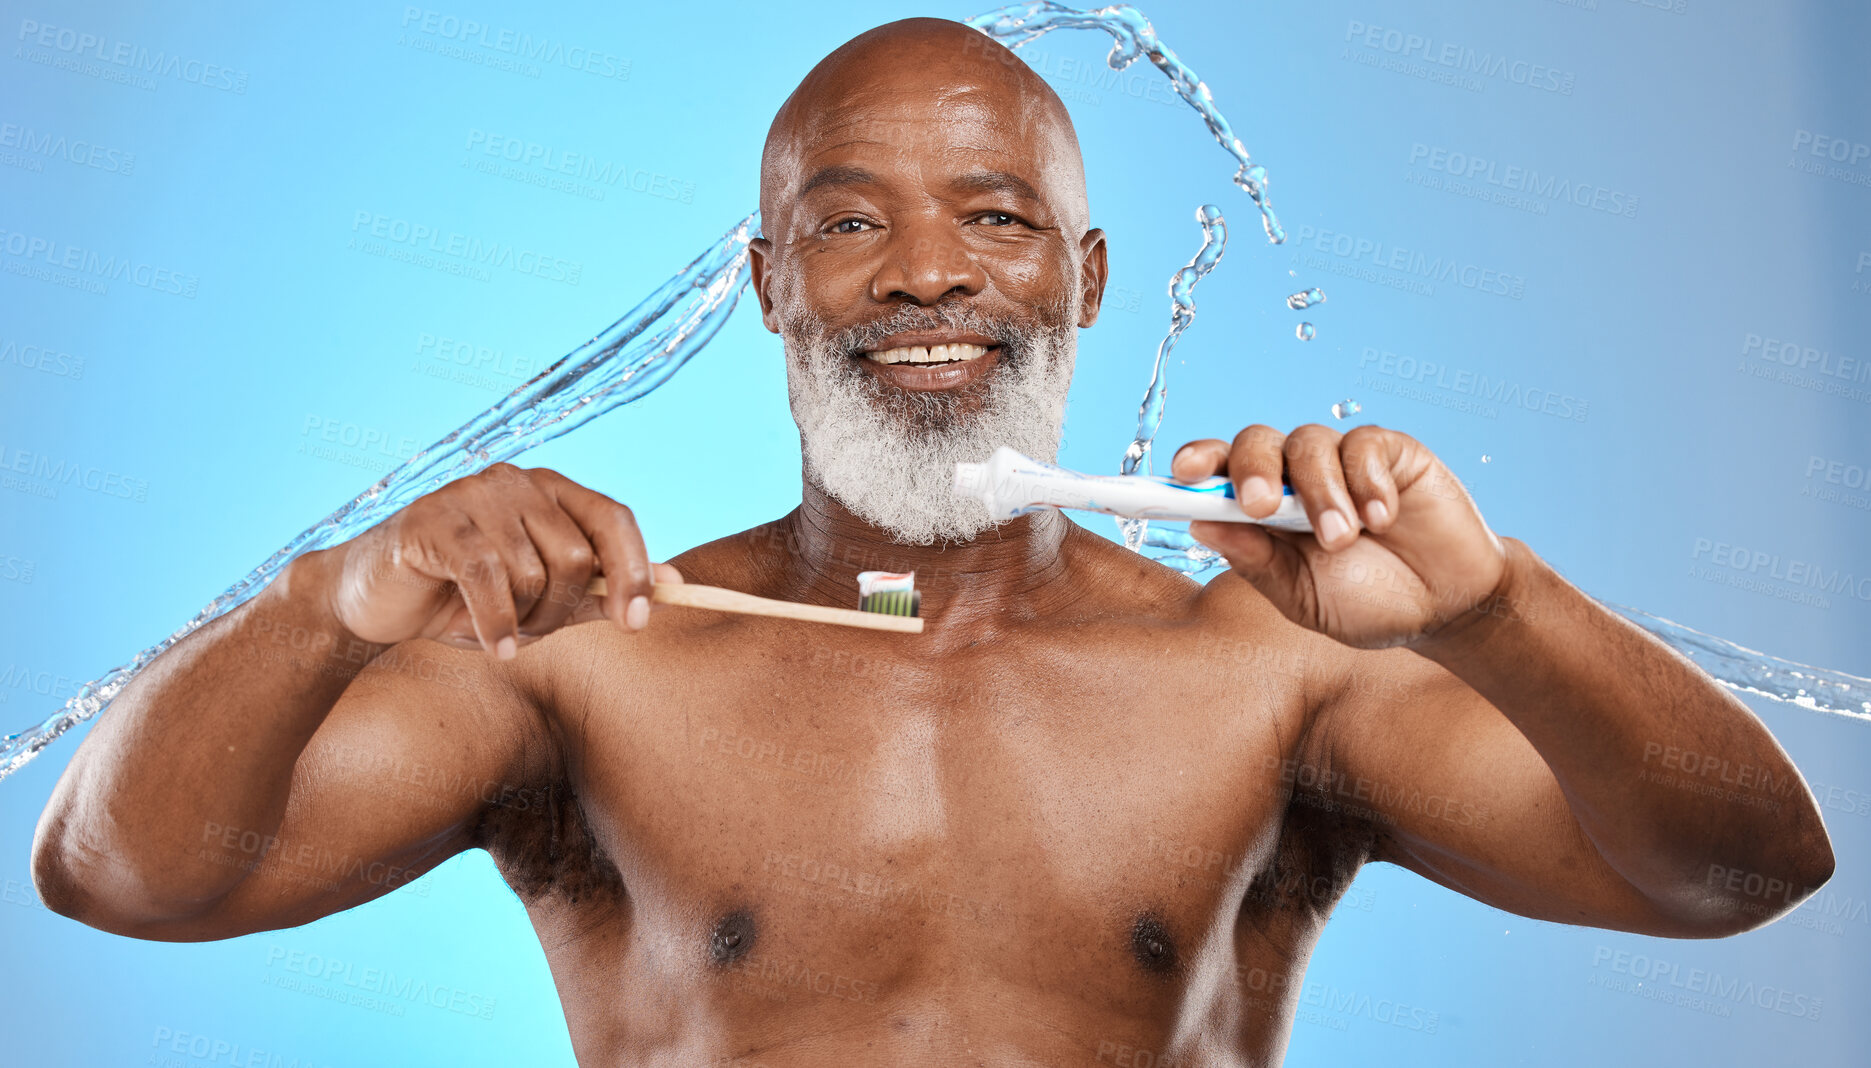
[34,18,1833,1067]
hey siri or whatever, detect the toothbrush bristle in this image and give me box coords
[855,570,920,618]
[859,589,922,618]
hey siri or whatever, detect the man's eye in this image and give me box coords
[974,212,1018,227]
[829,219,869,234]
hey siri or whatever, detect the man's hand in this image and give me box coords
[323,463,682,658]
[1172,424,1505,649]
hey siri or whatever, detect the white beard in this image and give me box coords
[782,300,1077,546]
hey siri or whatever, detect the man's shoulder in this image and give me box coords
[1055,522,1270,628]
[664,516,796,586]
[1058,528,1357,685]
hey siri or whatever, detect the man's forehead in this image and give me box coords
[791,77,1045,137]
[760,19,1086,226]
[776,80,1061,174]
[786,98,1049,185]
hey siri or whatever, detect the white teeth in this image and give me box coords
[864,343,989,366]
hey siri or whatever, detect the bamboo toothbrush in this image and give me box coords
[584,570,924,633]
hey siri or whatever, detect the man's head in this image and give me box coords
[750,18,1108,545]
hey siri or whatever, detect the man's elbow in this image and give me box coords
[1663,821,1837,939]
[29,818,114,925]
[1788,819,1838,898]
[1747,800,1842,928]
[30,827,81,920]
[31,815,227,936]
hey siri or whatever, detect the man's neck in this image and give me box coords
[767,475,1082,635]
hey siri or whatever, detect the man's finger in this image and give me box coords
[1283,424,1358,550]
[1169,438,1231,482]
[547,475,654,631]
[1189,520,1313,625]
[516,504,599,637]
[437,526,521,658]
[1227,425,1287,519]
[1339,425,1404,533]
[486,511,552,629]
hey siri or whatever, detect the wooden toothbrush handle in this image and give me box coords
[584,575,924,634]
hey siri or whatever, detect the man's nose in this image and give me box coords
[868,221,986,305]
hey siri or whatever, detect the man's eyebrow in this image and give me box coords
[950,170,1042,202]
[797,165,879,198]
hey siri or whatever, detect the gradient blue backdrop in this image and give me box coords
[3,1,1868,1064]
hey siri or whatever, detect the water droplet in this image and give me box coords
[1285,287,1325,310]
[1331,399,1361,420]
[1295,322,1316,341]
[1481,454,1492,463]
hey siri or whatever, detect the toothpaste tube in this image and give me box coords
[952,446,1321,533]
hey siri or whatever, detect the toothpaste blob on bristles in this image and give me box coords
[857,571,921,618]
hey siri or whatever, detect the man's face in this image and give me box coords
[752,32,1107,545]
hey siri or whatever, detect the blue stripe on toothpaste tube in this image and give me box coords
[952,447,1325,533]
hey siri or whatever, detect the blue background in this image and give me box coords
[3,1,1868,1064]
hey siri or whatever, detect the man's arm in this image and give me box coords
[1296,538,1833,936]
[30,549,543,939]
[1173,422,1833,937]
[32,464,666,939]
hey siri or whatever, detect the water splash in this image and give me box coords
[1605,605,1870,721]
[1295,322,1316,341]
[4,4,1866,782]
[1286,287,1325,310]
[1331,398,1362,419]
[0,213,759,779]
[1115,204,1226,553]
[1137,522,1225,573]
[966,2,1285,243]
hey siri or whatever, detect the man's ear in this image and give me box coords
[1077,228,1109,328]
[748,236,781,334]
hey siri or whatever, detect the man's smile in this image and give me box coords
[857,330,1002,391]
[864,341,990,365]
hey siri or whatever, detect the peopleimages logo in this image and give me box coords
[463,129,695,203]
[14,18,248,93]
[398,7,630,80]
[0,226,198,297]
[1736,332,1871,406]
[1407,143,1638,218]
[1802,454,1871,513]
[0,441,151,502]
[1789,129,1871,189]
[1019,46,1181,109]
[0,120,135,175]
[1289,223,1526,300]
[349,210,583,286]
[0,337,85,379]
[1741,334,1870,384]
[1590,946,1823,1021]
[1343,20,1576,95]
[1690,537,1871,605]
[1357,347,1589,422]
[1793,129,1870,167]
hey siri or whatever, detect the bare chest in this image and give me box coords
[486,615,1357,1064]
